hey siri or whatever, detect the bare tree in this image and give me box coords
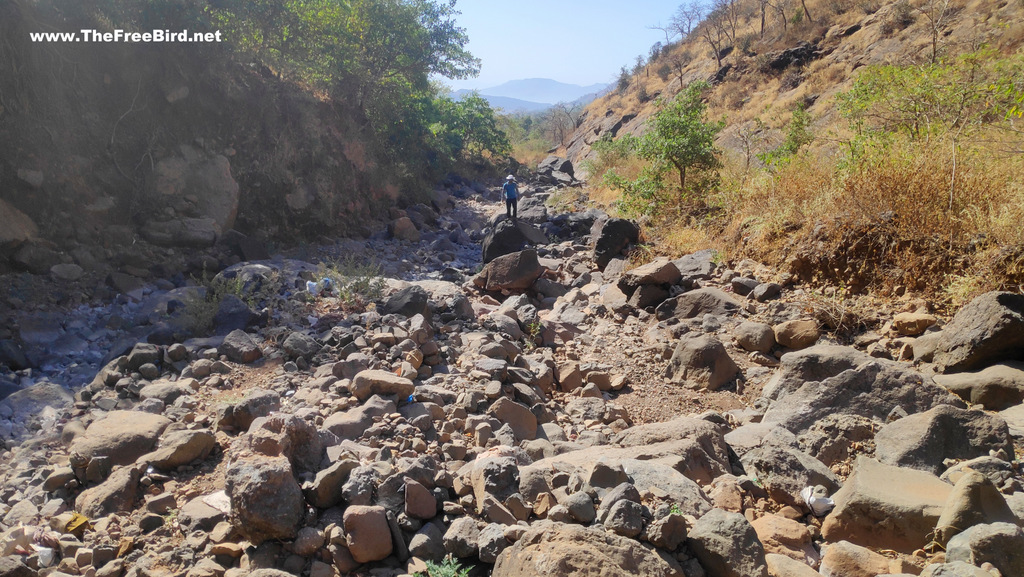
[712,0,740,43]
[918,0,953,64]
[800,0,815,24]
[766,0,790,33]
[672,1,707,38]
[700,14,727,68]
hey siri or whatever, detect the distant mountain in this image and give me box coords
[451,92,553,113]
[477,78,609,105]
[452,78,611,114]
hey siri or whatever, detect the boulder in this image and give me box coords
[242,413,322,473]
[740,443,841,508]
[306,459,360,509]
[945,523,1024,577]
[482,219,547,263]
[538,155,574,177]
[487,398,537,441]
[220,330,262,364]
[934,471,1017,545]
[821,457,952,552]
[765,553,821,577]
[734,322,776,354]
[322,396,395,440]
[1001,403,1024,437]
[213,294,259,335]
[217,389,281,432]
[919,561,997,577]
[75,465,140,518]
[611,417,732,484]
[383,285,430,319]
[349,370,415,401]
[282,331,319,360]
[893,312,938,336]
[933,362,1024,410]
[591,218,640,270]
[619,259,682,289]
[69,411,171,466]
[225,456,304,545]
[819,540,900,577]
[773,320,819,350]
[673,249,717,280]
[389,217,420,242]
[656,288,742,321]
[874,405,1013,475]
[444,517,481,558]
[473,249,544,292]
[689,509,769,577]
[762,345,873,402]
[751,515,818,566]
[138,380,193,405]
[140,429,216,470]
[150,148,239,231]
[344,506,394,563]
[934,291,1024,372]
[761,360,964,435]
[492,522,684,577]
[665,334,740,391]
[0,198,38,248]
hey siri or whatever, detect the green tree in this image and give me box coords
[431,93,511,163]
[758,104,813,169]
[636,81,724,198]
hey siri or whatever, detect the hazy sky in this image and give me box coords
[444,0,684,90]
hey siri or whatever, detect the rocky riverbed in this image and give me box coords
[0,174,1023,577]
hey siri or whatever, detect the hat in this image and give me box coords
[506,175,515,181]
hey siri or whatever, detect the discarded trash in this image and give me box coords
[801,485,835,516]
[306,277,335,297]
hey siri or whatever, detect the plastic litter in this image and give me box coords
[801,485,835,516]
[306,277,335,297]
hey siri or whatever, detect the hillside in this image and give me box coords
[0,0,509,278]
[558,0,1024,302]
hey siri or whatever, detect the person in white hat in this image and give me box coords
[501,175,519,220]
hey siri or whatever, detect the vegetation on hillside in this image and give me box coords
[572,0,1024,303]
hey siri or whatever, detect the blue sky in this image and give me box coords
[444,0,684,91]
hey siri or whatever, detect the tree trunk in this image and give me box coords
[800,0,814,23]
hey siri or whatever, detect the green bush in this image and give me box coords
[316,255,386,308]
[416,555,471,577]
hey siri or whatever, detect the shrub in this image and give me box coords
[316,255,386,309]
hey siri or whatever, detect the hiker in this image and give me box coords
[502,175,519,220]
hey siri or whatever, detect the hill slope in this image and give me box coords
[559,0,1024,300]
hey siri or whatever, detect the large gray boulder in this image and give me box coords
[665,334,740,391]
[149,148,239,231]
[740,443,841,508]
[482,219,548,263]
[689,509,769,577]
[655,288,742,321]
[473,249,544,292]
[761,360,965,435]
[225,455,304,545]
[493,522,684,577]
[591,218,640,270]
[934,471,1017,546]
[874,405,1014,475]
[945,522,1024,577]
[934,291,1024,373]
[69,411,172,466]
[933,362,1024,410]
[75,465,140,518]
[822,457,952,552]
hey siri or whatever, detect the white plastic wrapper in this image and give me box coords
[801,485,835,516]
